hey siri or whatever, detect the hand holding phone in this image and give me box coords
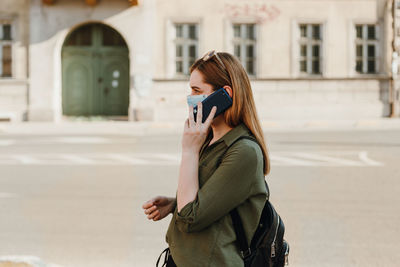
[193,88,233,123]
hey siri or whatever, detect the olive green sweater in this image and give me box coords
[166,123,268,267]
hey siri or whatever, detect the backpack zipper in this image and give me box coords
[284,241,289,265]
[271,216,280,257]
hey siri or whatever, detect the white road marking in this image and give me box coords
[0,139,15,146]
[11,155,42,164]
[152,153,181,162]
[270,155,316,166]
[153,153,181,165]
[60,154,97,164]
[290,152,365,166]
[107,153,149,165]
[53,137,111,144]
[358,151,384,166]
[0,151,383,167]
[0,151,384,167]
[0,137,136,145]
[0,255,63,267]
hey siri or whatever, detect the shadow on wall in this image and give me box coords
[30,0,135,44]
[379,80,391,117]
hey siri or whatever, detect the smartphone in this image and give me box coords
[193,88,233,123]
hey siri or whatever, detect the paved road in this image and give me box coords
[0,128,399,267]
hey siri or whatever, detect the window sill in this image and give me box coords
[153,75,390,82]
[352,73,387,79]
[0,78,29,85]
[153,76,189,82]
[253,76,390,81]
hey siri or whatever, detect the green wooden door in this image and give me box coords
[62,23,129,116]
[99,51,129,115]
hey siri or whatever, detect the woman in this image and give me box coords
[142,51,270,267]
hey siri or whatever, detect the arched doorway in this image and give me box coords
[62,23,129,116]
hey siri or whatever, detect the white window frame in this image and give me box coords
[165,18,202,79]
[0,19,14,78]
[225,18,260,79]
[354,24,380,75]
[291,19,326,78]
[298,24,323,76]
[174,23,198,76]
[349,20,381,77]
[232,23,257,77]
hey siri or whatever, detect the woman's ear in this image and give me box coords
[223,86,233,98]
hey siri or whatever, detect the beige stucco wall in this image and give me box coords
[153,78,389,122]
[0,0,29,121]
[151,0,391,121]
[154,0,388,79]
[23,0,392,122]
[28,0,156,121]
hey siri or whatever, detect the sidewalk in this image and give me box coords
[1,118,400,136]
[0,256,61,267]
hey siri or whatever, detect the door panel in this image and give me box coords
[62,50,94,116]
[100,53,129,115]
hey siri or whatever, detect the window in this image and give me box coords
[0,23,12,77]
[65,24,92,46]
[233,24,256,76]
[174,23,198,76]
[396,0,400,9]
[355,24,378,74]
[299,24,322,75]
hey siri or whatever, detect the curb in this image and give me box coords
[0,119,400,135]
[0,256,62,267]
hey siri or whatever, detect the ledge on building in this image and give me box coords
[41,0,139,6]
[152,75,391,82]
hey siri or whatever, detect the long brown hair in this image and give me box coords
[190,52,270,175]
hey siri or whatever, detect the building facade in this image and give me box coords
[0,0,399,122]
[0,0,29,121]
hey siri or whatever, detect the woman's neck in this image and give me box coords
[209,115,233,145]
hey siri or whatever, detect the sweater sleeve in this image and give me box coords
[175,140,263,233]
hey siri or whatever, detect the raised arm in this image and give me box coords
[177,103,216,212]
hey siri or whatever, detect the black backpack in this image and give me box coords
[219,136,290,267]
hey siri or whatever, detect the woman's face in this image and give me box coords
[189,69,214,96]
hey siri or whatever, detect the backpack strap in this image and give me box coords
[217,135,260,259]
[230,208,252,259]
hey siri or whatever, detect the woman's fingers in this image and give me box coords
[204,106,217,126]
[196,102,202,124]
[153,211,162,221]
[147,209,160,220]
[184,118,189,130]
[143,196,172,221]
[144,205,157,215]
[142,201,153,209]
[188,105,195,128]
